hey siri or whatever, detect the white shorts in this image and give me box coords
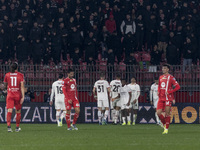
[129,100,139,109]
[153,99,158,108]
[110,99,121,109]
[121,98,129,110]
[55,101,66,110]
[97,100,109,108]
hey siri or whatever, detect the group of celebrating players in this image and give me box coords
[3,62,180,134]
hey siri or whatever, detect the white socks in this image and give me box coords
[61,111,66,120]
[56,111,61,125]
[122,117,126,124]
[133,114,137,123]
[127,116,130,122]
[104,110,109,120]
[114,110,119,123]
[155,112,160,124]
[98,111,102,123]
[111,109,116,122]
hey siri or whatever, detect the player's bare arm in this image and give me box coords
[107,87,111,101]
[92,87,97,100]
[127,92,132,106]
[112,93,120,102]
[20,81,25,105]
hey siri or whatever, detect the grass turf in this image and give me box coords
[0,124,200,150]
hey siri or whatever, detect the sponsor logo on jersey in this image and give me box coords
[161,82,166,88]
[71,84,75,89]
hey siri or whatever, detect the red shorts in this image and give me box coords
[156,100,172,111]
[65,98,80,110]
[6,96,22,110]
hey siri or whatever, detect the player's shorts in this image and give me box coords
[156,100,172,111]
[153,99,159,109]
[129,100,139,109]
[55,101,66,110]
[6,96,22,110]
[97,100,109,108]
[110,98,121,109]
[65,98,80,110]
[121,99,129,110]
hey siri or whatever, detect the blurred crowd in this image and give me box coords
[0,0,199,67]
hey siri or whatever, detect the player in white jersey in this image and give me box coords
[93,73,111,125]
[112,79,132,125]
[150,78,160,125]
[50,74,66,127]
[128,77,140,125]
[110,74,122,125]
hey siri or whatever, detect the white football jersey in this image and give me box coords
[128,83,140,101]
[50,80,64,102]
[150,83,158,101]
[94,80,110,101]
[119,85,132,103]
[110,80,122,98]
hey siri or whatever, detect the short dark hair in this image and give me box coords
[162,64,171,69]
[154,77,159,80]
[59,73,64,79]
[67,69,74,74]
[121,79,127,82]
[100,73,105,78]
[10,62,18,73]
[116,74,121,79]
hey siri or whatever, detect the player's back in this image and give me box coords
[4,72,24,98]
[94,80,110,100]
[110,80,122,98]
[52,80,64,101]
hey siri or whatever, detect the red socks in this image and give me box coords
[66,114,71,128]
[16,113,21,127]
[7,112,12,127]
[158,114,166,125]
[165,115,171,129]
[73,113,79,125]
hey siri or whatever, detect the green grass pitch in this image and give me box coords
[0,124,200,150]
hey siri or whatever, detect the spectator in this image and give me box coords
[135,14,144,51]
[182,37,194,72]
[123,32,136,57]
[158,24,169,58]
[84,31,96,61]
[32,39,44,64]
[24,87,35,103]
[120,14,136,35]
[44,88,51,103]
[107,31,122,62]
[72,47,80,65]
[166,41,178,65]
[51,29,61,65]
[105,15,116,34]
[16,36,29,64]
[125,52,137,65]
[30,22,42,42]
[107,49,115,65]
[69,27,82,57]
[0,82,6,102]
[150,45,162,65]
